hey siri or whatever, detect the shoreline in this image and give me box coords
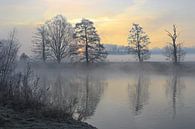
[27,62,195,75]
[0,105,96,129]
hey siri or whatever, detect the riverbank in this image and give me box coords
[29,62,195,75]
[0,106,96,129]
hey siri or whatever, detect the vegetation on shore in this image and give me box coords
[0,30,96,129]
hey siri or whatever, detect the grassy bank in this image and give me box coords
[0,106,96,129]
[0,63,97,129]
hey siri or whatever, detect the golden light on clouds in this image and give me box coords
[0,0,195,51]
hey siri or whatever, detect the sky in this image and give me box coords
[0,0,195,54]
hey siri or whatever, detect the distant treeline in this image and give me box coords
[104,44,195,55]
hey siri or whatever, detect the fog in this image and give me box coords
[21,63,195,129]
[1,0,195,128]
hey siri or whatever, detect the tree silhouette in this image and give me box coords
[74,19,107,63]
[164,25,185,64]
[46,15,75,63]
[32,25,50,62]
[128,24,151,62]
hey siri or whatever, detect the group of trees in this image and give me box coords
[33,15,107,64]
[32,15,185,64]
[128,24,185,64]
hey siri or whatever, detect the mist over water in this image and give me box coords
[31,65,195,129]
[107,54,195,62]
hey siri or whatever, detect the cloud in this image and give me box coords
[0,0,195,53]
[92,0,195,48]
[41,0,146,20]
[0,0,46,26]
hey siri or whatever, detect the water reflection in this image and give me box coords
[128,72,150,115]
[75,73,106,121]
[165,71,185,119]
[35,68,195,129]
[39,70,106,121]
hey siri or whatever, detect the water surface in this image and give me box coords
[36,68,195,129]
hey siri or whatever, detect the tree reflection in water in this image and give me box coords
[165,71,185,119]
[128,72,150,115]
[39,70,106,121]
[75,72,106,121]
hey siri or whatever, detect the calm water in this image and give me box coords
[36,68,195,129]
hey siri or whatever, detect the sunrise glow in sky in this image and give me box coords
[0,0,195,53]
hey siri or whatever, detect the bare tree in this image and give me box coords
[74,19,107,63]
[32,25,49,62]
[128,23,151,62]
[164,25,185,64]
[0,29,20,85]
[45,15,75,63]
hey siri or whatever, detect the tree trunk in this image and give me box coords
[57,54,61,64]
[173,39,178,64]
[138,47,142,63]
[42,38,46,63]
[137,33,141,63]
[41,29,46,63]
[84,27,89,64]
